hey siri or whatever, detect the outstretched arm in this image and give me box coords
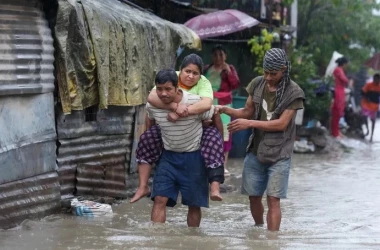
[218,95,255,119]
[228,109,297,133]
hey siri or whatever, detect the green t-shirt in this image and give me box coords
[204,67,222,93]
[152,72,213,99]
[249,84,304,155]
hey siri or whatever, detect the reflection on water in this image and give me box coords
[1,125,380,249]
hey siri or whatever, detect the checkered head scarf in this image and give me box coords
[263,48,291,106]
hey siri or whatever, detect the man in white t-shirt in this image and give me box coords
[146,69,215,227]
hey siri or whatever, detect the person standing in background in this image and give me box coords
[204,44,240,176]
[331,57,350,138]
[361,73,380,142]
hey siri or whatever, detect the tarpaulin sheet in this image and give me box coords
[55,0,201,114]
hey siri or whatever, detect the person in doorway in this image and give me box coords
[204,44,240,176]
[331,57,350,138]
[147,69,215,227]
[361,73,380,142]
[215,48,305,231]
[131,54,225,203]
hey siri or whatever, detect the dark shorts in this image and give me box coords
[207,165,224,184]
[151,150,209,208]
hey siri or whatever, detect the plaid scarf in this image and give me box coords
[263,48,291,107]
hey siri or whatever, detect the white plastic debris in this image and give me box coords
[294,140,316,153]
[70,198,113,217]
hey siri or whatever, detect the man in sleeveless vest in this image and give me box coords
[216,48,305,231]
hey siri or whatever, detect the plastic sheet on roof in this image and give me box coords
[55,0,201,114]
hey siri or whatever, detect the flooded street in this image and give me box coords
[1,126,380,250]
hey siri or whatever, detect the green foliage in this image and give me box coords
[282,0,294,6]
[297,0,380,73]
[247,29,273,75]
[289,48,332,121]
[289,48,317,83]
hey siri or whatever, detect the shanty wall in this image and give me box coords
[0,0,60,228]
[56,106,135,200]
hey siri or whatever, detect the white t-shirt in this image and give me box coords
[146,91,214,152]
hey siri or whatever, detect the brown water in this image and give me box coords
[1,127,380,250]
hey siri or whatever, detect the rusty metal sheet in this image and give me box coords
[0,0,55,96]
[56,106,135,139]
[56,106,134,198]
[57,165,76,200]
[0,171,61,229]
[76,163,128,198]
[57,134,132,198]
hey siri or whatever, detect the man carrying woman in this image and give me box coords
[147,69,218,227]
[131,54,226,203]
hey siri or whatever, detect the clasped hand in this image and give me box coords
[167,103,189,122]
[214,105,225,114]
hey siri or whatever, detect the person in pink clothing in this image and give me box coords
[331,57,349,138]
[204,44,240,176]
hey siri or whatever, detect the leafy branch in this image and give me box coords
[247,29,274,75]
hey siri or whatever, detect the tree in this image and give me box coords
[296,0,380,73]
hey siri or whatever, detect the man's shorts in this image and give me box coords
[151,150,209,208]
[241,153,291,199]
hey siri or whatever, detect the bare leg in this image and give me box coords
[224,152,230,176]
[364,117,370,136]
[151,196,168,223]
[210,181,223,201]
[130,163,152,203]
[370,118,376,142]
[187,206,202,227]
[249,196,264,226]
[266,196,281,231]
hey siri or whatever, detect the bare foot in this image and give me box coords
[210,182,223,201]
[224,169,231,177]
[210,191,223,201]
[130,186,150,203]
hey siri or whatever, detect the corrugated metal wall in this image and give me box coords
[0,0,55,96]
[0,0,60,228]
[56,106,135,199]
[0,172,61,229]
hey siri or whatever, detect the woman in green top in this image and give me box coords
[131,54,225,203]
[204,44,240,176]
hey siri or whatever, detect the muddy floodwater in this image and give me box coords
[1,126,380,250]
